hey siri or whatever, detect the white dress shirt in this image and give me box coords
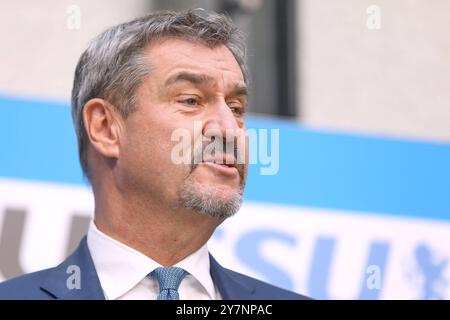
[87,221,222,300]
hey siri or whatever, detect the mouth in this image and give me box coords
[199,156,238,176]
[201,155,237,168]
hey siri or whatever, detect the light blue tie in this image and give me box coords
[151,267,188,300]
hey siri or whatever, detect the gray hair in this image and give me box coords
[71,9,247,181]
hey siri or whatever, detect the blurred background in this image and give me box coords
[0,0,449,299]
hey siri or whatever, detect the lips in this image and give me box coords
[201,155,237,168]
[197,155,239,178]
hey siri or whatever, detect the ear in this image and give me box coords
[83,98,123,159]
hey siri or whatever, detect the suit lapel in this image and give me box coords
[39,239,254,300]
[39,237,105,300]
[209,254,255,300]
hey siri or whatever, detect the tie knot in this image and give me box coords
[152,266,188,291]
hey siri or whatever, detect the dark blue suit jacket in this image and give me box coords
[0,237,309,300]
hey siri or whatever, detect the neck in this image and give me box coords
[92,179,222,266]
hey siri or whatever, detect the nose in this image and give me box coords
[203,99,241,137]
[202,99,246,162]
[200,98,248,167]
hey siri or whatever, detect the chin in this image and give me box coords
[178,178,244,219]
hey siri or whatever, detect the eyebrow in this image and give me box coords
[164,72,216,87]
[232,84,248,98]
[164,71,248,98]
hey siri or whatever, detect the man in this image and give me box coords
[0,10,308,300]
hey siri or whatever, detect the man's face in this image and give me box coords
[118,38,248,218]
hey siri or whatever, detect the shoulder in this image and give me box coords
[0,237,105,300]
[222,267,311,300]
[0,268,56,300]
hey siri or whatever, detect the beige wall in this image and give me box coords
[0,0,150,101]
[1,1,448,143]
[298,0,450,142]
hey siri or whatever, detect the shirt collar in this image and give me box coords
[174,239,216,300]
[87,221,216,300]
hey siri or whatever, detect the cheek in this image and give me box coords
[237,132,249,165]
[120,120,190,189]
[127,128,173,172]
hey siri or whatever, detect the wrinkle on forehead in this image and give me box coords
[146,38,245,86]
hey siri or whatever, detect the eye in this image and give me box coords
[184,98,197,105]
[230,107,240,114]
[229,104,245,116]
[179,96,200,106]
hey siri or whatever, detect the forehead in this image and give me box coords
[145,38,245,85]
